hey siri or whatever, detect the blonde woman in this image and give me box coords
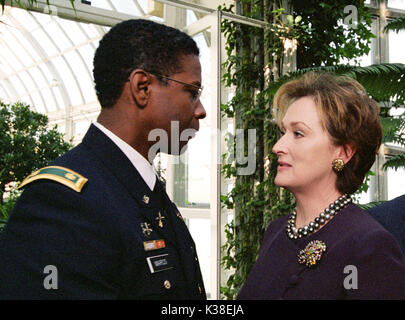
[238,72,405,300]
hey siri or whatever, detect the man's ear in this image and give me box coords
[128,69,151,108]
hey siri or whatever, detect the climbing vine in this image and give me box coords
[220,0,375,300]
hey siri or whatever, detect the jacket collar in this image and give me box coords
[82,124,194,246]
[82,124,155,209]
[82,124,187,246]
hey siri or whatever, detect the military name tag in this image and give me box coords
[143,239,166,251]
[146,254,173,274]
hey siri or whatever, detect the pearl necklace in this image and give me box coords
[286,194,352,240]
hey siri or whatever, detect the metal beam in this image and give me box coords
[4,0,142,26]
[156,0,268,28]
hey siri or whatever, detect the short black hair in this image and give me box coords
[93,19,200,108]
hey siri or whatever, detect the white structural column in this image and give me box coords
[209,10,222,300]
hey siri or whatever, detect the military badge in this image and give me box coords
[143,239,166,251]
[146,254,173,273]
[141,222,153,237]
[142,195,150,204]
[176,209,184,221]
[18,166,88,193]
[156,211,165,228]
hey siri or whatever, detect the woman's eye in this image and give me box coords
[294,131,304,137]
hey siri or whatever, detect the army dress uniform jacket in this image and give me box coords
[368,195,405,257]
[0,124,206,300]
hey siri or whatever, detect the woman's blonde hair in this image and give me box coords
[273,71,382,194]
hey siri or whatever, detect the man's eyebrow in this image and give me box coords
[191,81,202,87]
[281,121,312,131]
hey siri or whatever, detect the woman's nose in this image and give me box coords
[272,134,287,155]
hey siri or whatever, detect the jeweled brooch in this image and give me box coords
[298,240,326,268]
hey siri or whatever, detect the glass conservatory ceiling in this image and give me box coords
[0,0,149,116]
[0,0,222,119]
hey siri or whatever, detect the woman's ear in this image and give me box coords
[128,69,151,108]
[337,143,357,164]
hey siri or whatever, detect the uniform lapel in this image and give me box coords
[81,124,179,246]
[82,125,152,206]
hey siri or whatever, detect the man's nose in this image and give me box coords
[195,100,206,120]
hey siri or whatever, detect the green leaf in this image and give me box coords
[384,16,405,33]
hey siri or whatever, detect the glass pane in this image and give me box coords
[1,46,22,71]
[78,44,96,77]
[64,50,97,103]
[1,86,13,101]
[81,23,101,39]
[0,53,14,75]
[38,63,55,85]
[186,128,211,205]
[28,67,47,89]
[20,95,33,106]
[58,18,88,46]
[31,28,58,56]
[187,10,197,25]
[74,120,91,135]
[355,188,372,204]
[0,85,10,101]
[55,122,65,135]
[52,87,65,110]
[173,31,212,208]
[389,30,405,64]
[45,21,71,51]
[8,75,26,96]
[52,56,83,106]
[15,33,41,62]
[88,0,113,10]
[388,0,405,10]
[188,218,211,298]
[387,167,405,200]
[30,91,46,114]
[9,8,38,32]
[31,11,52,25]
[111,0,143,15]
[41,88,57,112]
[6,37,33,68]
[138,0,148,13]
[19,71,37,92]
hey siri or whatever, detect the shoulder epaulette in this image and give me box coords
[18,166,88,193]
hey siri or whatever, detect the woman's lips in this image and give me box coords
[277,161,292,170]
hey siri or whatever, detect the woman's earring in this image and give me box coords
[332,159,345,172]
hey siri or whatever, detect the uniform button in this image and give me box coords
[164,280,171,290]
[198,283,202,294]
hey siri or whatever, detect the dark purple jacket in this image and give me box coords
[238,204,405,300]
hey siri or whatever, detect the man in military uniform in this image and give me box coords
[368,195,405,256]
[0,19,207,299]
